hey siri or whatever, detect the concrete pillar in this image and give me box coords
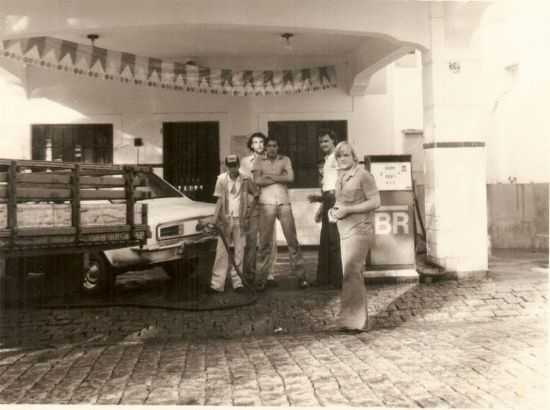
[422,3,488,278]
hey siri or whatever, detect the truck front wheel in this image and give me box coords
[81,252,114,296]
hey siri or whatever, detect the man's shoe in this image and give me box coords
[299,280,309,289]
[234,286,246,294]
[266,279,278,288]
[338,327,366,334]
[206,287,222,295]
[255,282,266,292]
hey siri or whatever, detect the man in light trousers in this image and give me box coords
[240,132,277,287]
[253,136,308,291]
[209,155,257,294]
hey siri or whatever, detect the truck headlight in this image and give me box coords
[157,222,184,240]
[157,217,214,241]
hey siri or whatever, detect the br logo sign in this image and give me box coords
[375,210,410,235]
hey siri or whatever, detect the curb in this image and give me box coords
[363,269,419,285]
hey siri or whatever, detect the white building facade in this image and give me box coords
[1,0,548,277]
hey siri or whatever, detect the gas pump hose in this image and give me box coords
[34,222,259,311]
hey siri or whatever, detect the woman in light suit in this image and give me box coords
[330,142,380,333]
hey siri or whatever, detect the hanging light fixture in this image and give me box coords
[281,33,294,51]
[86,33,99,46]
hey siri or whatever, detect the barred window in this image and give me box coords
[32,124,113,164]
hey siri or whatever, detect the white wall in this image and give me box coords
[0,59,399,162]
[377,0,550,185]
[0,56,399,245]
[480,1,550,183]
[390,52,424,184]
[0,59,33,158]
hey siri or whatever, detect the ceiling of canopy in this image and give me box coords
[53,26,388,62]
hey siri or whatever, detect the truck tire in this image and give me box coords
[81,252,114,296]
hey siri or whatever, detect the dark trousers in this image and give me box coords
[317,191,343,288]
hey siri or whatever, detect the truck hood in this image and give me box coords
[138,196,215,227]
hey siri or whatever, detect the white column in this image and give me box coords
[422,4,489,277]
[0,59,30,159]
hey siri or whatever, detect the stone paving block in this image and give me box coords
[21,391,50,404]
[232,396,261,406]
[0,251,548,406]
[317,394,349,406]
[351,398,385,407]
[260,393,290,406]
[144,387,179,405]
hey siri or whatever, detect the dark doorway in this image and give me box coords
[31,124,113,163]
[268,120,347,188]
[163,121,220,203]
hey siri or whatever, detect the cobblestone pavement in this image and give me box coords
[0,250,548,407]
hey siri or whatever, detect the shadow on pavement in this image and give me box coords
[0,249,547,350]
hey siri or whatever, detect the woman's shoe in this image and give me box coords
[338,327,366,334]
[299,280,310,289]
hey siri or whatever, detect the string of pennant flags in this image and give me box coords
[0,36,337,96]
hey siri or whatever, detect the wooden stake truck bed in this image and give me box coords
[0,159,150,257]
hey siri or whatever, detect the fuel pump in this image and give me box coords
[364,155,417,277]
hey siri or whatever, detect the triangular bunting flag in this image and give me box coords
[120,52,136,77]
[199,66,210,87]
[90,46,107,73]
[104,50,120,78]
[24,37,46,59]
[161,61,174,85]
[0,36,337,96]
[59,40,78,65]
[147,58,162,83]
[185,63,199,88]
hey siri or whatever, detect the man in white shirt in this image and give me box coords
[240,132,277,287]
[209,155,257,293]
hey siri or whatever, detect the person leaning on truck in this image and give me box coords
[208,154,258,294]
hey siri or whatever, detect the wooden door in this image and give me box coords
[268,120,347,188]
[163,122,220,203]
